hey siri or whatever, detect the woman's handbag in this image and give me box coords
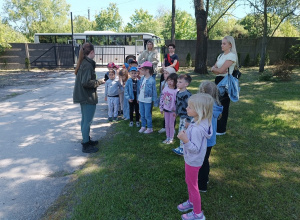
[232,68,242,79]
[167,54,179,72]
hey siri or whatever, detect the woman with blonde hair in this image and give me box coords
[73,42,103,153]
[138,39,159,78]
[211,36,238,135]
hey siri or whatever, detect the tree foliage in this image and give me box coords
[161,10,197,40]
[94,3,122,32]
[124,9,161,35]
[3,0,70,41]
[73,16,95,33]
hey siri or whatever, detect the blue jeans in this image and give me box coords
[139,102,152,128]
[80,103,96,143]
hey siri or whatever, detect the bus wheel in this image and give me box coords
[126,56,136,63]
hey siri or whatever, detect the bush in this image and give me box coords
[255,53,261,66]
[244,53,251,67]
[265,53,270,66]
[272,61,293,81]
[258,71,273,81]
[285,44,300,64]
[186,52,192,67]
[25,58,30,70]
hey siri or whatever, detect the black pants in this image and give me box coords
[215,76,230,133]
[198,147,212,191]
[129,99,139,122]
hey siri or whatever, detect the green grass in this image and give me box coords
[42,67,300,220]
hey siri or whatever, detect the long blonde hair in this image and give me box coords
[198,80,221,106]
[188,93,214,125]
[74,42,94,75]
[224,36,239,67]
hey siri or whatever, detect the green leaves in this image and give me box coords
[94,3,122,32]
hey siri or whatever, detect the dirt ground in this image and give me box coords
[0,69,74,101]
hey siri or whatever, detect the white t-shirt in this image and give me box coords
[138,77,152,103]
[216,52,237,77]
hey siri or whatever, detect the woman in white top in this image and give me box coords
[138,39,159,78]
[211,36,238,135]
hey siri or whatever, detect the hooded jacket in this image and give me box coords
[73,57,100,105]
[183,118,212,167]
[207,103,223,147]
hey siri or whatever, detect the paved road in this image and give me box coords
[0,68,109,220]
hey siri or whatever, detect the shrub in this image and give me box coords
[244,53,251,67]
[259,71,273,81]
[255,53,261,66]
[265,53,270,66]
[186,52,192,67]
[272,60,293,81]
[285,44,300,64]
[25,58,30,70]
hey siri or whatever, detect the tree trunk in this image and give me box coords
[194,0,208,74]
[171,0,176,44]
[259,0,268,72]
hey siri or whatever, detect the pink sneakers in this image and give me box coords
[144,128,153,134]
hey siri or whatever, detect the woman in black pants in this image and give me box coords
[211,36,238,135]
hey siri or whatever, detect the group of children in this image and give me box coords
[104,60,223,220]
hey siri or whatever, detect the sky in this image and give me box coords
[0,0,250,24]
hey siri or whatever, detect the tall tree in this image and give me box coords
[193,0,238,74]
[171,0,176,43]
[247,0,300,72]
[3,0,70,41]
[94,3,122,32]
[73,15,95,33]
[124,9,161,35]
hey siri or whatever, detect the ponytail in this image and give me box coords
[74,42,94,75]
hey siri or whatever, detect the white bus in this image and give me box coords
[34,31,161,65]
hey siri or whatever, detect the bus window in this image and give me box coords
[126,35,143,46]
[89,35,108,45]
[109,35,125,45]
[39,35,55,43]
[56,35,71,44]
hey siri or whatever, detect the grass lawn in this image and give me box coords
[42,67,300,220]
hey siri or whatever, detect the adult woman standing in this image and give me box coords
[138,39,159,78]
[160,43,178,85]
[211,36,238,135]
[73,42,103,153]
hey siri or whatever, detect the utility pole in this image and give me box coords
[71,12,75,65]
[88,8,90,21]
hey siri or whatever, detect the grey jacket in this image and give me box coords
[73,57,100,105]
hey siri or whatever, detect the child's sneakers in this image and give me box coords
[138,127,146,133]
[144,128,153,134]
[177,200,193,212]
[162,138,170,144]
[181,211,205,220]
[172,147,183,155]
[129,121,134,127]
[158,128,166,133]
[167,138,174,144]
[136,122,140,127]
[108,117,113,122]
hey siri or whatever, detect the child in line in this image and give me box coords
[177,93,213,220]
[198,81,223,192]
[158,66,176,134]
[105,69,123,122]
[125,67,140,127]
[119,68,130,120]
[104,62,115,81]
[160,73,178,144]
[138,61,157,134]
[172,74,193,155]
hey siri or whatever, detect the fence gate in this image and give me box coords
[31,46,74,68]
[92,46,125,66]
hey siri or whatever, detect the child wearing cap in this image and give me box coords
[138,61,157,134]
[125,66,141,127]
[104,62,115,81]
[105,69,124,122]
